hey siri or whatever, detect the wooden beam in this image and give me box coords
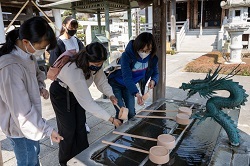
[31,0,59,31]
[5,0,29,33]
[2,14,55,22]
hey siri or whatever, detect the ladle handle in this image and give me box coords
[135,115,175,120]
[102,140,149,154]
[114,104,121,110]
[140,110,177,113]
[113,131,157,141]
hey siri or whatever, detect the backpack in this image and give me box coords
[103,57,121,76]
[47,49,76,81]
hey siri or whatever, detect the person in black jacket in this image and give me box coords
[49,16,84,65]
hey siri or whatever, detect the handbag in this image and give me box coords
[47,49,76,81]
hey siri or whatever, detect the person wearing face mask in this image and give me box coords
[49,42,122,166]
[49,16,92,132]
[49,16,84,65]
[108,32,159,121]
[0,17,63,166]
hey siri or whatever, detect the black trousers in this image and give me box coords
[49,81,89,165]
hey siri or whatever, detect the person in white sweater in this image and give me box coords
[49,42,122,166]
[48,16,92,133]
[0,17,63,166]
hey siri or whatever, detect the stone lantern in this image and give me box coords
[221,0,250,64]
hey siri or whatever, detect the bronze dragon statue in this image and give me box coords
[180,65,248,146]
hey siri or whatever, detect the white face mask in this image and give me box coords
[25,41,46,58]
[138,51,149,59]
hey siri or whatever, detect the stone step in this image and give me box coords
[187,29,220,35]
[179,33,218,52]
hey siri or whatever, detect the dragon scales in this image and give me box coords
[180,66,248,146]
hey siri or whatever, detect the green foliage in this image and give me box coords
[167,50,176,55]
[140,16,146,24]
[77,15,88,21]
[78,24,83,30]
[242,69,250,76]
[76,32,85,40]
[62,10,72,16]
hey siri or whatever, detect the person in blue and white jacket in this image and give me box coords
[108,32,159,120]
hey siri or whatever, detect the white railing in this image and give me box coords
[140,23,153,33]
[131,20,189,51]
[176,19,189,51]
[167,21,186,32]
[135,21,187,34]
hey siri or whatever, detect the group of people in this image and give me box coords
[0,16,159,166]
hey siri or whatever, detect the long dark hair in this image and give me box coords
[70,42,107,79]
[0,16,56,57]
[60,16,78,36]
[133,32,157,59]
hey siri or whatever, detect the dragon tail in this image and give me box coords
[214,111,240,146]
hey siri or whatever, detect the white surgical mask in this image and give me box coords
[25,41,46,58]
[138,51,149,59]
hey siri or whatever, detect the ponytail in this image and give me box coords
[0,29,19,57]
[70,42,107,80]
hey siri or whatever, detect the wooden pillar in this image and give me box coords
[193,0,198,28]
[187,0,190,20]
[152,0,167,101]
[171,0,176,43]
[104,1,110,63]
[127,7,132,40]
[71,2,76,19]
[97,9,101,34]
[104,2,110,35]
[166,2,169,41]
[189,0,193,29]
[71,10,76,19]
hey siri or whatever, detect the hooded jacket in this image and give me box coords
[108,40,159,95]
[0,54,53,141]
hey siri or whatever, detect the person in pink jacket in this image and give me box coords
[0,17,63,166]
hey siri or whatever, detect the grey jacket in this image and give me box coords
[0,54,53,140]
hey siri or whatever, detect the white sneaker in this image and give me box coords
[85,123,90,133]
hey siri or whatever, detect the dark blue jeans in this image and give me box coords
[108,78,136,120]
[8,137,40,166]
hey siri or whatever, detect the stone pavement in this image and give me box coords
[1,52,249,165]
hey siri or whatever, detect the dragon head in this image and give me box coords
[180,66,224,99]
[180,79,215,99]
[180,65,241,99]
